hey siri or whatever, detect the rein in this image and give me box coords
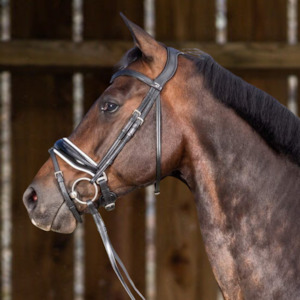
[48,47,182,299]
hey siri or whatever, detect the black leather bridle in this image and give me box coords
[48,47,182,222]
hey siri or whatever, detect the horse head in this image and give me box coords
[23,15,192,234]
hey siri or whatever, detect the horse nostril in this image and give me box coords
[23,187,38,211]
[31,191,38,202]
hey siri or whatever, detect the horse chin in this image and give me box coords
[50,203,77,234]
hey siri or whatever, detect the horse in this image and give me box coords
[23,14,300,300]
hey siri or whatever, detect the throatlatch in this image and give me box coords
[48,47,182,300]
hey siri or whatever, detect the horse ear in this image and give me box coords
[120,13,165,62]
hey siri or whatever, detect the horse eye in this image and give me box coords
[101,102,119,113]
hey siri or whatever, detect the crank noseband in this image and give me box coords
[48,47,182,221]
[49,138,116,219]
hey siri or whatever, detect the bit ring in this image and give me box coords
[70,177,98,205]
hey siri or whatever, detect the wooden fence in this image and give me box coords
[0,1,298,300]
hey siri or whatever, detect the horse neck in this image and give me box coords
[179,83,300,299]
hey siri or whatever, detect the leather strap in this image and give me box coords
[87,200,145,299]
[111,69,162,91]
[155,94,161,195]
[98,178,117,211]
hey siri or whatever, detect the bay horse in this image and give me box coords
[23,15,300,300]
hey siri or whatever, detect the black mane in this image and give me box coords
[119,47,300,166]
[186,51,300,167]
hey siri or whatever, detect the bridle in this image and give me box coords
[48,47,182,299]
[48,47,182,220]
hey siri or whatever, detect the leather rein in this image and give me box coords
[48,47,182,299]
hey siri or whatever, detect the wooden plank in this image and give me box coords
[156,0,215,41]
[228,0,287,41]
[228,0,288,106]
[10,1,74,299]
[156,178,218,300]
[1,41,300,70]
[83,0,143,39]
[11,0,72,39]
[83,71,146,298]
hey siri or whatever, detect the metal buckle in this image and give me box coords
[54,171,63,178]
[137,116,144,125]
[132,109,144,124]
[96,172,107,184]
[133,109,141,117]
[105,203,116,211]
[153,82,162,91]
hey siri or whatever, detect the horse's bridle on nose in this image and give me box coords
[48,47,182,221]
[48,47,182,299]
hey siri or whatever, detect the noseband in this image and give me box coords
[48,47,182,299]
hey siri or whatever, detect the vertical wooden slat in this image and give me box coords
[11,0,72,39]
[155,2,219,300]
[156,0,215,41]
[298,0,300,42]
[10,1,74,299]
[1,1,11,298]
[83,0,143,40]
[228,0,286,42]
[82,3,146,299]
[1,71,12,300]
[0,72,2,297]
[228,0,288,105]
[292,0,299,116]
